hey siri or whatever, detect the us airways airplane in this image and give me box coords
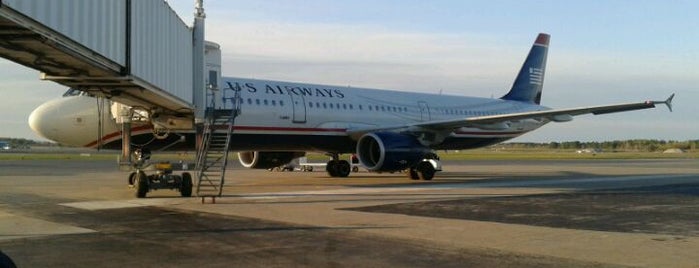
[28,33,674,180]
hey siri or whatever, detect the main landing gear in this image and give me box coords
[127,148,193,198]
[326,154,351,178]
[407,153,442,181]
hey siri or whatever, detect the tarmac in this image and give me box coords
[1,158,698,267]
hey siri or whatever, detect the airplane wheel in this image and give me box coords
[408,168,420,180]
[180,172,193,197]
[326,160,338,177]
[352,166,359,173]
[417,162,435,181]
[135,171,148,198]
[128,172,137,187]
[336,160,351,177]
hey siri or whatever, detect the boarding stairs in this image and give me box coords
[195,89,241,202]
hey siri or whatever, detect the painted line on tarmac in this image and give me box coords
[0,211,96,241]
[239,174,698,199]
[60,198,191,211]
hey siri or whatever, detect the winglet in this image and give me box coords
[652,93,675,112]
[663,93,675,112]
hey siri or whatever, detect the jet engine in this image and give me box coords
[238,151,305,169]
[356,132,430,172]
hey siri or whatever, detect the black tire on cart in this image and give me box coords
[128,172,137,187]
[180,172,193,197]
[135,171,148,198]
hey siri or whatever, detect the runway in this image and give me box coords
[1,158,698,267]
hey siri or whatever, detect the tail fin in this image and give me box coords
[501,33,549,104]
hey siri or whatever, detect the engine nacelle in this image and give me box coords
[238,151,305,169]
[356,132,430,172]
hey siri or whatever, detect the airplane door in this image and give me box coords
[288,91,307,123]
[418,101,431,121]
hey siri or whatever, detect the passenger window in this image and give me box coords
[263,99,269,106]
[255,99,260,105]
[272,100,276,106]
[279,100,284,106]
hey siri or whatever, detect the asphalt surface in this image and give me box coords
[1,158,698,267]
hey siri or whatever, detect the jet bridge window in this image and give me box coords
[208,71,218,89]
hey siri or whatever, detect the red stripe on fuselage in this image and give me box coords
[84,125,152,148]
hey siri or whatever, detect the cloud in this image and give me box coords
[206,20,527,95]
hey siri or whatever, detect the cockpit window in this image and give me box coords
[62,88,87,97]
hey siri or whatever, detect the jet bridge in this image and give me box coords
[0,0,209,120]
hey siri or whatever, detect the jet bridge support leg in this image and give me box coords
[118,122,132,171]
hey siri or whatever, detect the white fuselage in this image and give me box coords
[29,77,549,152]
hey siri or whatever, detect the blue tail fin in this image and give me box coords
[501,33,549,104]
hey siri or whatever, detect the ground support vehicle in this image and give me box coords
[127,148,193,198]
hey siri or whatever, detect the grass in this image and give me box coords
[437,149,699,161]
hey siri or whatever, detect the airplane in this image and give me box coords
[28,33,674,180]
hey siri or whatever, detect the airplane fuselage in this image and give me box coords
[29,77,549,153]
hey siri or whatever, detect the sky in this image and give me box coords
[0,0,697,142]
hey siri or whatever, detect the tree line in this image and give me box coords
[0,137,56,149]
[503,139,698,152]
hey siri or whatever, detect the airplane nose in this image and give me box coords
[28,96,120,147]
[28,100,60,142]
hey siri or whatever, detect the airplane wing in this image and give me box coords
[348,94,674,137]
